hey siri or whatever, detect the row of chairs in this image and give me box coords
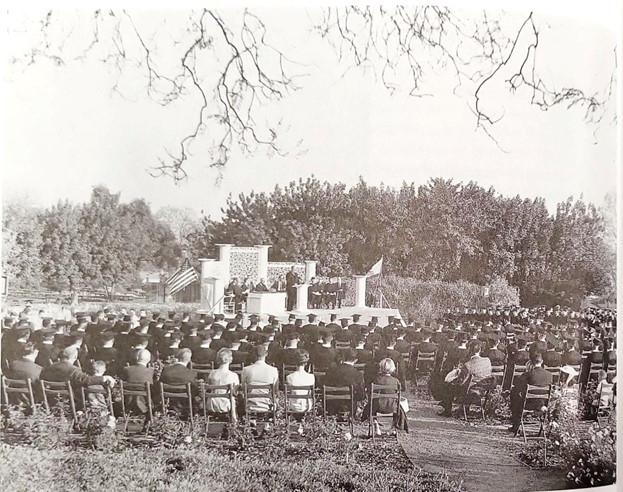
[1,376,402,439]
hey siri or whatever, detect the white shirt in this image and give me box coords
[286,370,315,412]
[206,369,239,413]
[242,361,279,413]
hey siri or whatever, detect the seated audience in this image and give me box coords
[285,349,315,414]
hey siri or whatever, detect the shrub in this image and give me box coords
[356,275,519,321]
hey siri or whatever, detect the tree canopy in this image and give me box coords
[190,176,614,306]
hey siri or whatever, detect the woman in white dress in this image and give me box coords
[206,348,240,418]
[285,349,315,414]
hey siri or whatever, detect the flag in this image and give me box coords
[166,259,199,296]
[366,257,383,277]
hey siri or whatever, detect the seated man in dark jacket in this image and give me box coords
[159,348,197,385]
[41,347,116,388]
[509,353,553,432]
[120,349,155,415]
[7,342,43,384]
[324,349,365,415]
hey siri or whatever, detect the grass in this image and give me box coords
[0,442,462,492]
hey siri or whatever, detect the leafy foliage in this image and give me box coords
[190,175,613,306]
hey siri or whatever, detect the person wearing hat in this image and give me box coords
[35,328,60,368]
[6,342,43,388]
[349,314,364,336]
[324,348,365,415]
[93,331,120,375]
[2,325,32,371]
[302,314,320,345]
[353,334,374,365]
[324,313,340,333]
[542,341,562,368]
[191,331,216,366]
[310,333,337,373]
[334,318,353,344]
[160,331,183,363]
[241,344,279,413]
[229,331,250,365]
[209,325,228,352]
[508,352,552,432]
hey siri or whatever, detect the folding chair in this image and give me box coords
[335,341,352,351]
[511,364,528,387]
[119,380,153,433]
[458,374,491,421]
[159,382,194,428]
[223,295,236,314]
[243,383,276,428]
[596,382,614,427]
[80,384,115,416]
[490,365,505,388]
[200,382,236,436]
[40,379,78,424]
[588,362,603,380]
[544,366,561,386]
[1,376,36,413]
[230,363,245,379]
[515,384,552,444]
[368,382,401,440]
[281,364,298,387]
[413,351,436,385]
[284,384,315,436]
[191,362,214,381]
[322,385,354,434]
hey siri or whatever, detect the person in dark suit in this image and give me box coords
[542,342,562,368]
[509,353,553,432]
[561,341,582,366]
[40,347,116,388]
[7,342,43,383]
[35,329,61,368]
[334,318,354,344]
[310,333,338,371]
[120,349,155,415]
[191,332,217,365]
[484,339,505,366]
[159,348,197,385]
[324,349,365,415]
[528,331,548,356]
[286,267,300,311]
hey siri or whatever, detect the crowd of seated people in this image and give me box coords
[421,304,617,421]
[1,303,616,430]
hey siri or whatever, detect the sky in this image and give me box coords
[1,3,619,219]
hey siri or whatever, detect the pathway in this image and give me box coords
[398,385,569,492]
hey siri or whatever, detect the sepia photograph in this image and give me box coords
[1,1,619,491]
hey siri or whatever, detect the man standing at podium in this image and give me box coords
[286,267,300,311]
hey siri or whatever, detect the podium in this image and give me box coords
[247,292,287,314]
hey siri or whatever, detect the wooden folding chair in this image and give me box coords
[322,385,354,434]
[40,379,78,423]
[458,374,490,421]
[281,364,298,387]
[119,380,153,433]
[1,376,36,413]
[311,365,327,389]
[284,384,315,436]
[543,366,561,386]
[596,382,614,427]
[191,362,214,381]
[413,351,436,385]
[511,364,528,387]
[80,384,115,416]
[159,382,194,428]
[490,365,505,388]
[243,383,276,427]
[588,362,603,381]
[368,382,400,440]
[200,382,236,436]
[515,384,552,444]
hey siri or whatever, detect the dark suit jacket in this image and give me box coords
[35,343,60,368]
[324,363,365,414]
[486,348,506,366]
[515,367,553,395]
[561,350,582,366]
[311,346,337,370]
[8,358,43,382]
[40,361,105,387]
[121,364,155,384]
[542,351,562,368]
[159,363,197,385]
[192,347,217,365]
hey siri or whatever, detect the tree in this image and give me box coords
[7,8,615,178]
[80,186,141,299]
[155,206,199,248]
[2,196,43,290]
[39,200,91,304]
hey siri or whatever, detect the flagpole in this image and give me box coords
[378,257,383,309]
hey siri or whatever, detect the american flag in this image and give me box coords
[166,259,199,296]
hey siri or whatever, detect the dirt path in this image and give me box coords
[398,386,569,492]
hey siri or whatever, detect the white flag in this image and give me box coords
[366,257,383,277]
